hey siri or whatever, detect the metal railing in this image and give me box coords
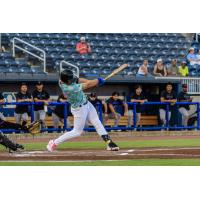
[0,101,199,133]
[195,33,200,42]
[155,76,200,94]
[60,61,79,78]
[12,37,46,73]
[0,102,68,133]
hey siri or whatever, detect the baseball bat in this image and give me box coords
[104,63,128,80]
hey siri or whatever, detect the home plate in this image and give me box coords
[119,153,129,156]
[127,149,135,152]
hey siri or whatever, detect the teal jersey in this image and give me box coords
[59,82,87,108]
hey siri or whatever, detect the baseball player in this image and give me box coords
[88,92,108,124]
[128,85,148,127]
[0,119,41,152]
[14,83,32,126]
[107,92,128,128]
[159,82,177,126]
[178,84,193,127]
[32,81,50,128]
[47,69,119,151]
[52,93,71,129]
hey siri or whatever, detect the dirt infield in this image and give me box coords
[1,147,200,161]
[1,131,200,162]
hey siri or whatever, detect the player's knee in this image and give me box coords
[72,129,83,137]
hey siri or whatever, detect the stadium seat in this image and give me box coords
[0,33,193,76]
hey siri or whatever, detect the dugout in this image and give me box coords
[0,76,188,128]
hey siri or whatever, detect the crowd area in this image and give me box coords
[0,35,198,132]
[75,36,199,77]
[0,81,196,131]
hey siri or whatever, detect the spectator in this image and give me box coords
[159,83,177,126]
[178,84,193,127]
[196,49,200,65]
[0,92,5,120]
[128,85,148,127]
[107,92,128,128]
[52,93,71,130]
[0,46,6,52]
[32,81,50,128]
[167,59,180,76]
[187,47,197,65]
[136,59,152,77]
[76,37,91,54]
[179,61,189,77]
[153,58,167,77]
[88,92,108,124]
[14,83,32,126]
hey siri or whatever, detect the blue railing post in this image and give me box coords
[133,103,137,129]
[63,102,68,131]
[166,103,169,130]
[98,103,103,123]
[0,101,199,133]
[197,102,200,130]
[30,102,34,122]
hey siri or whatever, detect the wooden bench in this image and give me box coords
[6,115,158,127]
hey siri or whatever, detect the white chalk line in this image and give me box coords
[7,147,200,158]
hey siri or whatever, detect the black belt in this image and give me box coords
[79,101,88,107]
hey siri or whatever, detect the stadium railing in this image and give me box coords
[12,37,47,73]
[0,101,199,133]
[155,76,200,94]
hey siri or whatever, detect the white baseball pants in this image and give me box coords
[159,109,171,125]
[54,101,107,145]
[178,107,190,126]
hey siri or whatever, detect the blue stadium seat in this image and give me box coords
[19,67,32,73]
[1,33,193,76]
[8,66,20,73]
[0,66,7,73]
[31,67,44,74]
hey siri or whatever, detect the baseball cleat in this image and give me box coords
[107,141,120,151]
[47,140,57,152]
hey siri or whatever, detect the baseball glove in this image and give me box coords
[27,120,42,135]
[0,132,24,152]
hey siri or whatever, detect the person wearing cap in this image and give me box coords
[153,58,167,77]
[14,83,32,127]
[128,85,148,128]
[179,61,189,77]
[159,82,177,126]
[32,81,50,128]
[196,49,200,65]
[178,84,193,127]
[106,92,128,128]
[76,36,91,54]
[187,47,197,65]
[88,92,108,124]
[52,93,71,130]
[167,59,180,76]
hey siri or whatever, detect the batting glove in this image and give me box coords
[98,77,105,87]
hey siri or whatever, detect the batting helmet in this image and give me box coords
[60,69,77,84]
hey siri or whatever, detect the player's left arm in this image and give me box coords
[81,78,105,90]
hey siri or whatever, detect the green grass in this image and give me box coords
[1,138,200,166]
[2,159,200,166]
[0,138,199,151]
